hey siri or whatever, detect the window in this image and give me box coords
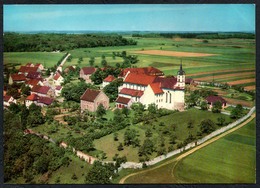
[169,93,172,103]
[166,93,168,103]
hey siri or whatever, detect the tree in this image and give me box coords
[117,143,124,151]
[96,104,106,119]
[85,161,113,184]
[113,132,118,141]
[6,88,20,99]
[217,116,226,126]
[103,78,123,102]
[148,103,157,117]
[212,101,222,113]
[113,109,124,123]
[200,101,208,110]
[200,119,216,134]
[230,104,244,119]
[138,138,154,156]
[145,128,153,138]
[124,128,138,146]
[187,119,194,129]
[101,59,108,67]
[21,84,31,96]
[89,57,95,66]
[122,107,129,117]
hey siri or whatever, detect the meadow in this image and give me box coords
[123,118,255,183]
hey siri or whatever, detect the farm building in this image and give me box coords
[205,96,227,108]
[63,65,76,74]
[102,75,116,88]
[9,73,27,85]
[31,85,54,98]
[116,64,185,111]
[53,72,64,86]
[80,67,96,83]
[18,66,40,76]
[3,95,16,107]
[80,88,109,112]
[25,93,53,107]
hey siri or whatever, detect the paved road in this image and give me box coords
[119,113,256,184]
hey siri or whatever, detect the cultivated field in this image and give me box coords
[4,37,255,90]
[122,117,255,183]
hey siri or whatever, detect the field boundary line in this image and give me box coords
[119,112,255,184]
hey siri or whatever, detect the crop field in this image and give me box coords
[123,118,255,184]
[4,37,255,90]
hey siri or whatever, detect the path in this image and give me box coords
[119,113,255,184]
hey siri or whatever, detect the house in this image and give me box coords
[3,95,16,107]
[79,67,96,83]
[205,96,227,108]
[31,85,54,97]
[25,63,34,67]
[26,71,42,80]
[64,66,76,74]
[18,66,40,76]
[102,75,116,88]
[25,79,43,88]
[25,93,39,107]
[35,63,45,71]
[115,64,186,111]
[80,89,109,112]
[55,86,63,97]
[9,73,27,85]
[53,72,64,86]
[119,66,164,79]
[26,93,53,107]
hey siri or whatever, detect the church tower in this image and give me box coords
[177,61,185,88]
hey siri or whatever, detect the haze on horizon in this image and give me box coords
[4,4,255,32]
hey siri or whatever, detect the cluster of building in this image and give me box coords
[5,61,227,112]
[5,63,64,108]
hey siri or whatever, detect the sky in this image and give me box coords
[4,4,255,32]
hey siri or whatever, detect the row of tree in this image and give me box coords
[4,33,137,52]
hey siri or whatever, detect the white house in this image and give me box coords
[115,64,185,111]
[3,95,16,107]
[53,72,64,86]
[55,86,63,97]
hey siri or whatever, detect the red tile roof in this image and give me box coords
[10,73,27,81]
[26,79,40,86]
[38,97,53,105]
[120,67,164,77]
[31,85,50,94]
[25,63,34,67]
[185,78,193,84]
[104,75,115,82]
[205,96,226,104]
[81,67,96,75]
[80,89,101,102]
[154,76,178,90]
[26,94,39,101]
[19,66,38,73]
[124,73,157,86]
[26,71,41,79]
[150,83,163,94]
[119,88,144,97]
[4,95,12,102]
[115,96,131,104]
[53,72,61,80]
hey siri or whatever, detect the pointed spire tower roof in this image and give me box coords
[177,60,185,75]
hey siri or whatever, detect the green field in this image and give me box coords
[4,52,66,68]
[4,37,255,90]
[124,118,255,183]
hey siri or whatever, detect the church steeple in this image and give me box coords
[177,60,185,87]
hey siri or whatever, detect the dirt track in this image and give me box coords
[134,50,217,57]
[119,113,255,184]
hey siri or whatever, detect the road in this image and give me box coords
[119,113,255,184]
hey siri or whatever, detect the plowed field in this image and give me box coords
[134,50,217,57]
[227,79,255,85]
[195,72,255,81]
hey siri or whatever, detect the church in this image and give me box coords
[115,64,185,111]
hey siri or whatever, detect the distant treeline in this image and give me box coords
[4,33,137,52]
[132,32,255,39]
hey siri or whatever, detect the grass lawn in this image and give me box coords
[47,153,91,184]
[174,118,256,183]
[123,118,255,183]
[4,52,66,68]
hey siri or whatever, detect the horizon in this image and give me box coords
[4,4,255,32]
